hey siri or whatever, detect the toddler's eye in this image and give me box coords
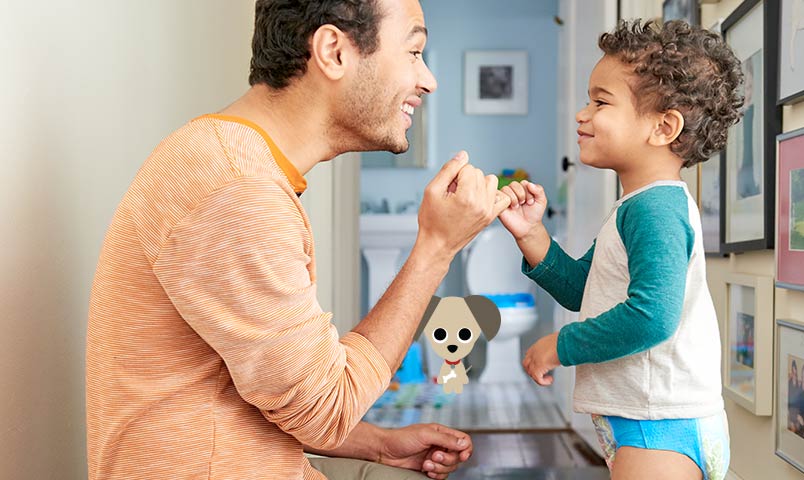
[410,50,423,61]
[458,328,473,343]
[595,100,608,106]
[432,328,447,343]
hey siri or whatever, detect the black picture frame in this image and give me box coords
[719,0,782,254]
[778,0,804,105]
[662,0,701,26]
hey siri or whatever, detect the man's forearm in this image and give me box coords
[352,236,453,373]
[304,421,385,462]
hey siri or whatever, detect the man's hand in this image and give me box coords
[522,332,561,386]
[379,423,473,479]
[417,151,511,259]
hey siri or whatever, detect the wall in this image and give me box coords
[0,2,254,478]
[619,0,804,478]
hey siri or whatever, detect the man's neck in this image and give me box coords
[218,84,337,175]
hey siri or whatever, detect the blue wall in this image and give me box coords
[361,0,560,214]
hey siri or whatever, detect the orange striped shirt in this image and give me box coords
[86,114,391,479]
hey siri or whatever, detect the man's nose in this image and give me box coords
[419,62,437,95]
[447,345,457,353]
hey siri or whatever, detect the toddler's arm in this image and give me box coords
[499,181,593,311]
[556,188,694,366]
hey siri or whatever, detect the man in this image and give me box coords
[86,0,509,479]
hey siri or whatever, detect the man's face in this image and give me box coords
[338,0,437,154]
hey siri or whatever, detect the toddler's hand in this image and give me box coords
[498,181,547,240]
[523,332,560,386]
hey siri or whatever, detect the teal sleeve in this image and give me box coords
[557,187,694,366]
[522,238,595,312]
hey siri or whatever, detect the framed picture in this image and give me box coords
[464,50,528,115]
[777,127,804,291]
[720,0,782,253]
[662,0,700,26]
[723,272,773,415]
[698,154,723,255]
[775,319,804,473]
[778,0,804,105]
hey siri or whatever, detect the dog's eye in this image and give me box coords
[458,328,472,343]
[432,328,447,343]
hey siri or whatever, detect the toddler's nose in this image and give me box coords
[447,345,457,353]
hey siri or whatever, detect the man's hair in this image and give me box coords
[250,0,384,89]
[599,19,744,167]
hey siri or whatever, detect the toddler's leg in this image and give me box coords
[611,446,701,480]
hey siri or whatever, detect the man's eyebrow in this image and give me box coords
[407,25,428,40]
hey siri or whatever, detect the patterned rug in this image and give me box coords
[362,381,566,432]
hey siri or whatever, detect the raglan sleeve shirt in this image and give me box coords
[152,176,391,451]
[524,187,695,367]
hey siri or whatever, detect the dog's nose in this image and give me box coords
[447,345,457,353]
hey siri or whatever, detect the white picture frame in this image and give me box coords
[464,50,528,115]
[722,272,774,415]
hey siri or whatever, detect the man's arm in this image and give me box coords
[353,151,510,373]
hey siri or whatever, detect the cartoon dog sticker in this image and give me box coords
[415,295,501,394]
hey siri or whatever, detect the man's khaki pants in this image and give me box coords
[308,457,429,479]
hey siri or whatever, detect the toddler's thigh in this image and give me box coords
[611,446,702,480]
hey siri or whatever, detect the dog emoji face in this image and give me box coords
[416,295,501,363]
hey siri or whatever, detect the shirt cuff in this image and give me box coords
[521,238,559,282]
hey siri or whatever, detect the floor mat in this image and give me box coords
[362,381,566,431]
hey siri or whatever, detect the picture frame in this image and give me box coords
[776,127,804,291]
[464,50,528,115]
[722,272,773,415]
[720,0,782,253]
[775,319,804,473]
[698,154,723,256]
[778,0,804,105]
[662,0,700,26]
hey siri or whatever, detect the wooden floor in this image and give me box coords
[448,432,609,480]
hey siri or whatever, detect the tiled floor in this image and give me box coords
[363,382,610,479]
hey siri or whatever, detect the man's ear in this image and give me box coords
[309,24,355,81]
[648,109,685,147]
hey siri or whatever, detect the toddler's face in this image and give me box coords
[574,55,657,171]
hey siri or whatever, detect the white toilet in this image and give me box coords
[464,226,539,384]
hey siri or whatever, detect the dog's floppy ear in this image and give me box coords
[465,295,501,341]
[414,296,441,340]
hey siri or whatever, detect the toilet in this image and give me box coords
[464,226,539,384]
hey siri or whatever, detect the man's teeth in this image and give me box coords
[401,104,415,115]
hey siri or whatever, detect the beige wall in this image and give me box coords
[620,1,804,479]
[0,2,254,478]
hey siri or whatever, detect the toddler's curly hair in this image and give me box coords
[599,19,744,167]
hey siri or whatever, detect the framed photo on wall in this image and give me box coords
[698,155,723,255]
[723,272,773,415]
[464,50,528,115]
[777,127,804,291]
[778,0,804,105]
[776,319,804,473]
[662,0,700,26]
[720,0,782,253]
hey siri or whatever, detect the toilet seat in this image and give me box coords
[466,226,533,296]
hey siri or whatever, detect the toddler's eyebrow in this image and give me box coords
[589,86,615,97]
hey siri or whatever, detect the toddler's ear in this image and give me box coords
[649,109,684,147]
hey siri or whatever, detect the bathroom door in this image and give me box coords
[552,0,618,456]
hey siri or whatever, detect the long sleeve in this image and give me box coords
[522,238,595,312]
[152,176,391,451]
[556,187,694,366]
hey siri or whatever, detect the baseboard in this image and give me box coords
[725,469,745,480]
